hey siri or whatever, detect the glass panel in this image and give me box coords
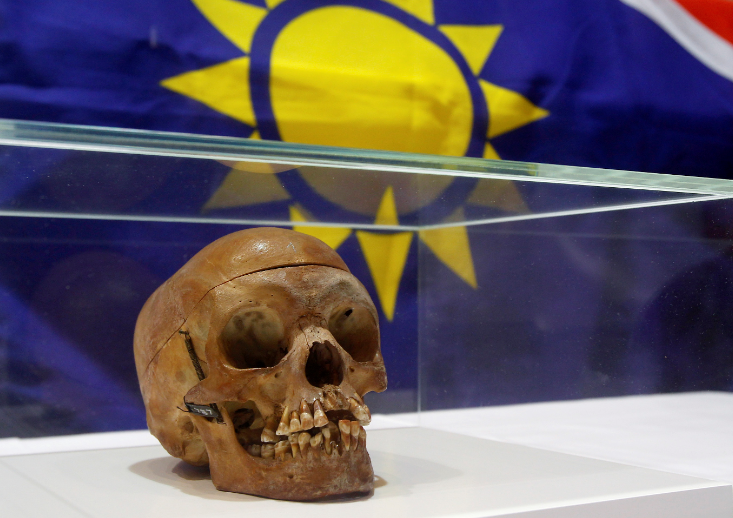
[418,198,733,410]
[3,118,733,199]
[0,119,732,438]
[0,145,726,231]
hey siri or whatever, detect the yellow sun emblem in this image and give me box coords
[160,0,546,320]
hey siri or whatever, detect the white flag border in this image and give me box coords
[622,0,733,82]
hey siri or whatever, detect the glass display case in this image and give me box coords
[0,119,731,516]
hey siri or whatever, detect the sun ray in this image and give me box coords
[265,0,287,9]
[289,205,352,250]
[203,168,290,210]
[161,57,256,126]
[419,208,477,289]
[438,25,503,75]
[375,185,399,226]
[219,160,295,174]
[192,0,267,53]
[483,142,500,159]
[249,130,261,139]
[357,230,413,321]
[382,0,434,25]
[356,186,412,321]
[467,179,529,214]
[480,79,549,139]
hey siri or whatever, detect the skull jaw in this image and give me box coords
[211,448,374,501]
[192,414,374,501]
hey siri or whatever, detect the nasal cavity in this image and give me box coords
[305,341,343,388]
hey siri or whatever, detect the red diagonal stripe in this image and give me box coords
[675,0,733,45]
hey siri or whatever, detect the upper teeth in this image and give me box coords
[299,400,315,430]
[261,416,278,443]
[313,399,327,427]
[242,397,369,461]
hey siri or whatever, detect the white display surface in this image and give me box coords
[411,391,733,483]
[0,427,731,518]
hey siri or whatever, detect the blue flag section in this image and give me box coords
[0,0,732,436]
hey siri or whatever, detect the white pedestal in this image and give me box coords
[0,427,730,517]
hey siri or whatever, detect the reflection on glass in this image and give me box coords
[0,146,719,232]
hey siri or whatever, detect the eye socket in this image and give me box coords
[328,304,378,362]
[220,308,286,369]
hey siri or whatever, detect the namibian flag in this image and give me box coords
[0,0,732,433]
[0,0,731,177]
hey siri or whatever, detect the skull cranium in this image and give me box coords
[134,228,387,500]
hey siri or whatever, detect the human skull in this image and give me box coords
[134,228,387,500]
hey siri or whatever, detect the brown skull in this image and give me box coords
[134,228,387,500]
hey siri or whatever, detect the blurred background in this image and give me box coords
[0,0,731,437]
